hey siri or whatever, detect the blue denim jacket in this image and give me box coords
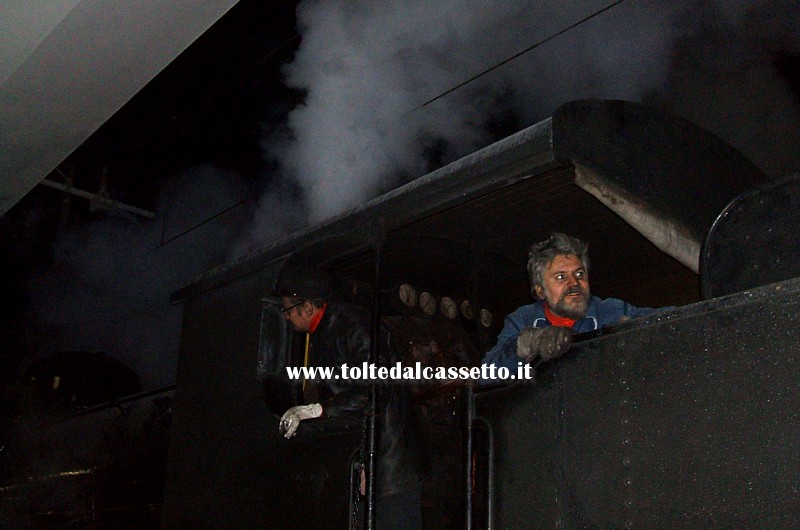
[481,296,661,371]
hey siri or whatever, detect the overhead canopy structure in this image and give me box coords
[173,99,767,310]
[0,0,240,217]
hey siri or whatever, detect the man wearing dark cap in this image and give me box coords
[273,265,425,529]
[483,232,668,371]
[274,265,373,434]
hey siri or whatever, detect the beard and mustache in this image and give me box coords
[550,285,590,320]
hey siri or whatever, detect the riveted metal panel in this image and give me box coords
[478,277,800,528]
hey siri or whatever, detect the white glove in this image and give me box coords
[279,403,323,438]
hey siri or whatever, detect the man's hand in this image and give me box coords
[279,403,323,438]
[516,326,573,361]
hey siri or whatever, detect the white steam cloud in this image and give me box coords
[25,166,251,387]
[260,0,800,228]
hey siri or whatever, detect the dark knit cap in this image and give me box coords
[273,265,332,300]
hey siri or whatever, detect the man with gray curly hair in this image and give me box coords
[483,232,664,370]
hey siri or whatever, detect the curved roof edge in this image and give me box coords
[552,99,767,240]
[173,99,768,303]
[701,172,800,299]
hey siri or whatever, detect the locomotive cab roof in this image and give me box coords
[172,99,770,318]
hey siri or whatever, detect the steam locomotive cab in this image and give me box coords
[162,100,799,529]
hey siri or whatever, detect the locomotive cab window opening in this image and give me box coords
[257,297,292,379]
[258,297,302,415]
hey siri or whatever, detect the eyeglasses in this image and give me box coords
[280,300,305,315]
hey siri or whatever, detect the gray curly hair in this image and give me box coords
[527,232,589,293]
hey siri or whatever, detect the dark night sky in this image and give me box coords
[1,0,799,397]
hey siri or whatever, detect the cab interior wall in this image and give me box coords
[324,167,698,330]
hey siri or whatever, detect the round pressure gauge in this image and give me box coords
[440,296,458,319]
[419,291,437,315]
[398,283,418,308]
[459,299,473,320]
[480,308,493,328]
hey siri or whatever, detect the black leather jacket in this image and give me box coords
[308,301,426,495]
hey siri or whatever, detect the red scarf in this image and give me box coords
[308,303,328,334]
[545,304,576,328]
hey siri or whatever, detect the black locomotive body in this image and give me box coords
[162,99,799,528]
[5,99,798,529]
